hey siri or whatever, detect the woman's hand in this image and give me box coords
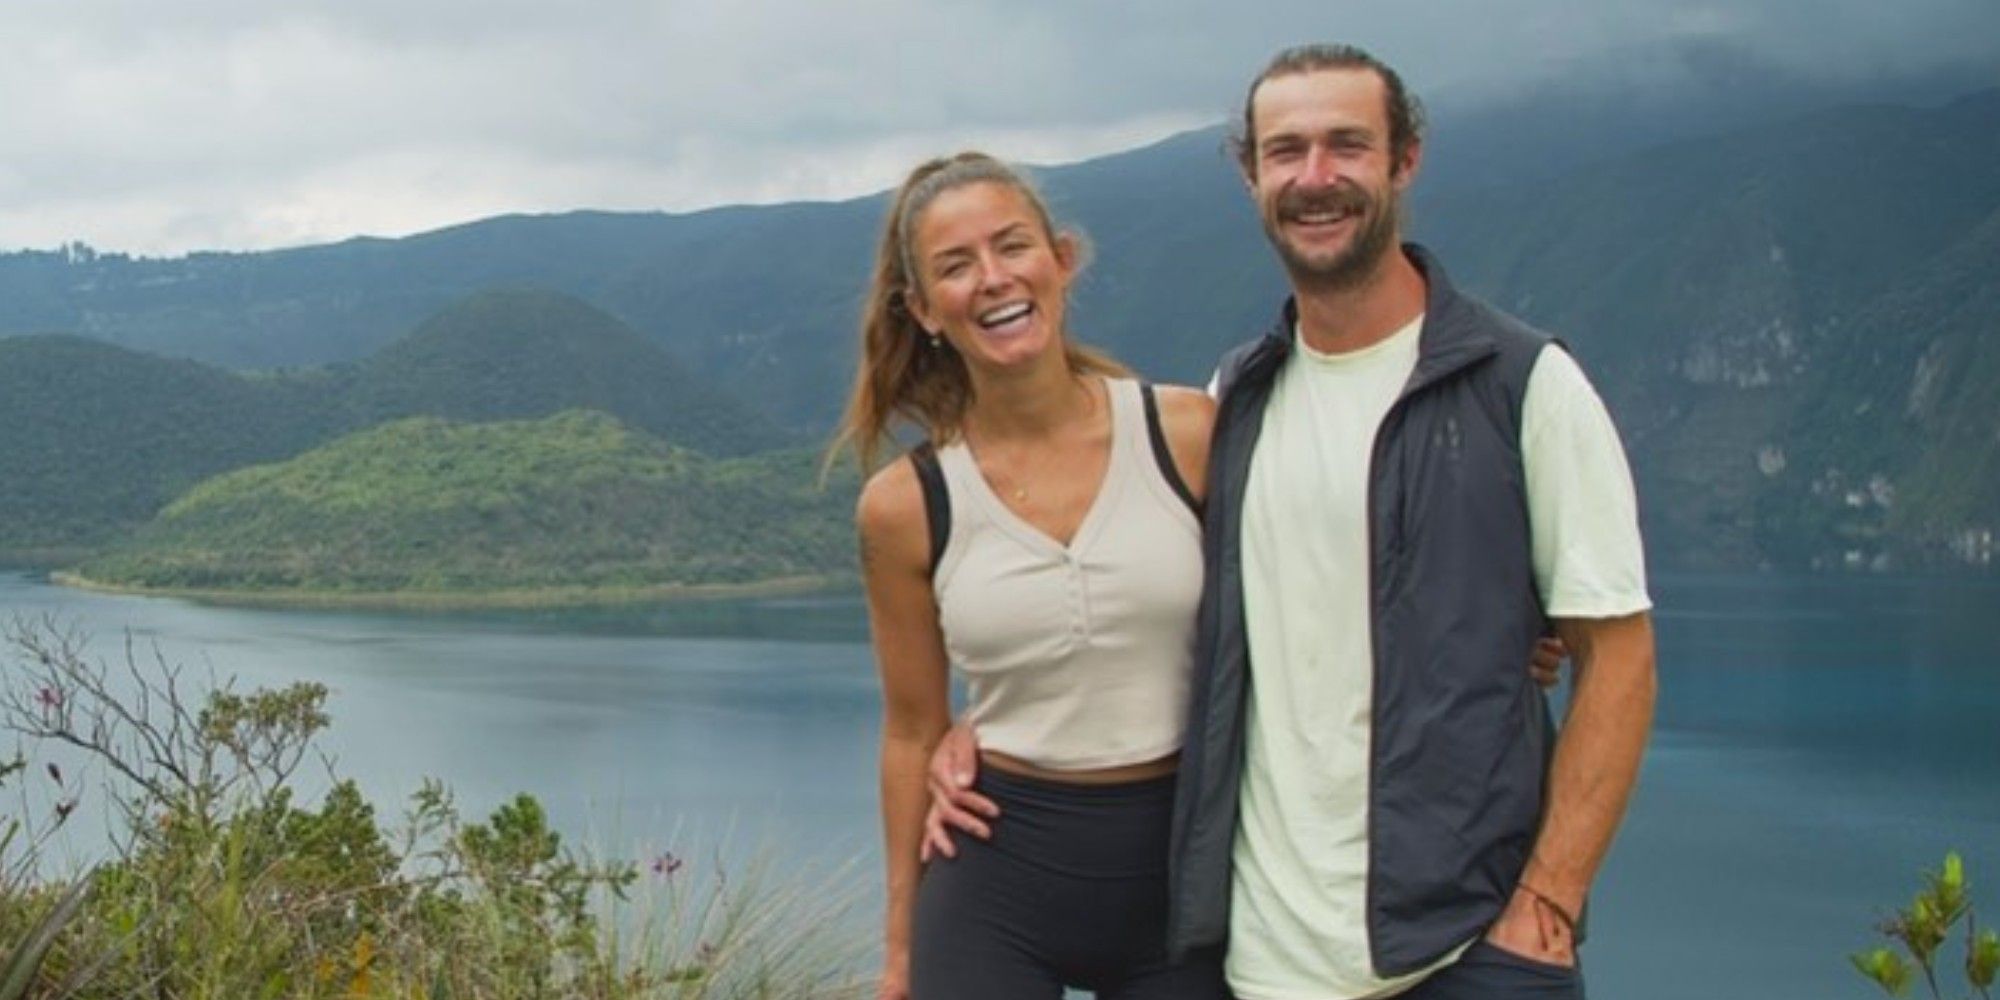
[1531,635,1567,689]
[876,954,911,1000]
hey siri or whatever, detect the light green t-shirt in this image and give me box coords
[1227,317,1650,999]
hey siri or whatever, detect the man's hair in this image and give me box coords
[1230,43,1426,175]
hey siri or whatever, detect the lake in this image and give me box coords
[3,570,1997,999]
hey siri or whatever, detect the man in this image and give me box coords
[1165,44,1655,999]
[929,43,1655,999]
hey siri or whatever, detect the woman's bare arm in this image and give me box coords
[856,457,953,999]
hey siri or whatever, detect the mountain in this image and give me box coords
[5,86,1996,573]
[345,288,790,456]
[1754,204,2000,569]
[1417,89,2000,569]
[9,68,1974,422]
[74,410,854,597]
[0,335,343,556]
[0,202,887,430]
[0,290,791,560]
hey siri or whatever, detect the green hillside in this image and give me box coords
[347,288,791,456]
[1416,90,2000,570]
[0,335,343,558]
[1753,205,2000,569]
[73,410,855,601]
[0,290,789,561]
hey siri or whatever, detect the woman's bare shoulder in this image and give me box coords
[1147,384,1214,500]
[1152,383,1216,425]
[856,453,931,572]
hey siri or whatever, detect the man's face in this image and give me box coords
[1245,67,1417,292]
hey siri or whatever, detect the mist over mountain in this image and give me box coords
[4,63,1974,395]
[1415,35,2000,194]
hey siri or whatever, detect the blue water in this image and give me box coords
[2,571,1996,999]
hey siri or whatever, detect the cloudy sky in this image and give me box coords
[3,0,1994,256]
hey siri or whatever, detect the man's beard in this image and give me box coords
[1265,180,1401,293]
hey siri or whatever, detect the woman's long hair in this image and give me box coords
[828,151,1126,474]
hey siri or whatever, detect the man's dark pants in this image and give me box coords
[1395,940,1585,999]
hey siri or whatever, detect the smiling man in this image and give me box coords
[1165,44,1658,1000]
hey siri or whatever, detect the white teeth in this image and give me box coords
[978,303,1032,328]
[1295,211,1350,224]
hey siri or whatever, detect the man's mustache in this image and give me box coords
[1277,183,1372,219]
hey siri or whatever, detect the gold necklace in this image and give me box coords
[972,378,1096,505]
[992,445,1045,505]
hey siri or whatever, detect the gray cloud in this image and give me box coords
[2,0,1993,253]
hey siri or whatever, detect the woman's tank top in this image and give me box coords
[931,378,1204,771]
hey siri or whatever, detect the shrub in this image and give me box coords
[0,617,866,999]
[1854,852,2000,999]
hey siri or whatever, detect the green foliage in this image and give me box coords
[0,335,343,555]
[1974,929,2000,993]
[1430,96,2000,574]
[1855,852,1997,1000]
[76,411,858,598]
[0,619,867,999]
[1751,208,2000,571]
[0,290,790,561]
[348,289,791,458]
[2,748,95,1000]
[0,876,91,1000]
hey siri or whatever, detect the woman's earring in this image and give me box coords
[926,330,942,349]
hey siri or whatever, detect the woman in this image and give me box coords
[835,151,1227,999]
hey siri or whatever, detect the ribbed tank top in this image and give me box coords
[933,378,1204,771]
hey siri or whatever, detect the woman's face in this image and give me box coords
[906,181,1076,375]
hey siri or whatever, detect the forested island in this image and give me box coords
[58,410,854,608]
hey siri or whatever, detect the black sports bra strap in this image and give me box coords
[909,441,951,577]
[1139,383,1200,516]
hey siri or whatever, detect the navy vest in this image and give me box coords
[1168,244,1557,975]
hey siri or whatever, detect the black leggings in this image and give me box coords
[909,768,1231,999]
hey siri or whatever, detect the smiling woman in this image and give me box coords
[829,151,1223,999]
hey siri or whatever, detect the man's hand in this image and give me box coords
[918,722,1000,862]
[1484,883,1577,968]
[1530,635,1566,689]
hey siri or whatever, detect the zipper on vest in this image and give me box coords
[1361,371,1425,973]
